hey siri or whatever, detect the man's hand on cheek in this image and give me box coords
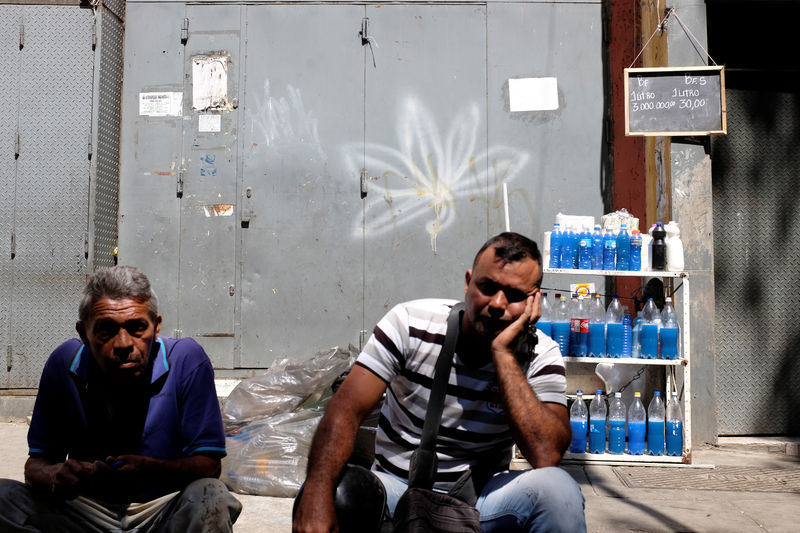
[491,295,537,357]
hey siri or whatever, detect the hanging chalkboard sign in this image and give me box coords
[625,66,727,136]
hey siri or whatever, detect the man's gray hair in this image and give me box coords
[78,265,159,323]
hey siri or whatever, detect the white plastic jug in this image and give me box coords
[665,221,685,272]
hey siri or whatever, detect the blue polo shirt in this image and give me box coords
[28,337,226,466]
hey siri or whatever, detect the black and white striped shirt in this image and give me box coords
[356,298,566,491]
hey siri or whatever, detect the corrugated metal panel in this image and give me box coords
[0,6,21,388]
[93,10,124,268]
[713,88,800,434]
[10,5,93,388]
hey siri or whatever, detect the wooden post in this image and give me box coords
[641,0,672,226]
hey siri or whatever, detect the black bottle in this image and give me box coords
[651,222,667,270]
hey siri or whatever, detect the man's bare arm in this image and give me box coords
[292,365,388,533]
[491,294,571,467]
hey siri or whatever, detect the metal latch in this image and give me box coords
[360,18,378,68]
[181,19,189,45]
[229,285,235,296]
[15,132,20,159]
[173,329,183,338]
[92,18,97,50]
[84,232,89,259]
[19,23,24,50]
[359,330,369,350]
[88,133,93,160]
[6,345,12,372]
[10,232,15,259]
[177,170,184,198]
[360,169,368,199]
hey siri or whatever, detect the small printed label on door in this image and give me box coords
[139,92,183,117]
[199,114,221,132]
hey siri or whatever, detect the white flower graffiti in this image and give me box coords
[344,97,530,252]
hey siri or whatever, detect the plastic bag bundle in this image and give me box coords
[220,345,357,496]
[222,346,357,425]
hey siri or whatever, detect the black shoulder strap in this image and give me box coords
[408,302,464,489]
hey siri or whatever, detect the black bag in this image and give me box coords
[392,303,482,533]
[393,488,481,533]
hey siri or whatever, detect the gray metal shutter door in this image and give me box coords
[712,87,800,435]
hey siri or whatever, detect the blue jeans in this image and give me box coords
[374,467,586,533]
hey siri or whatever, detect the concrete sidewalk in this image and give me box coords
[1,422,798,532]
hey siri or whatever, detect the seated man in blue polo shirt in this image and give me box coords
[0,265,242,532]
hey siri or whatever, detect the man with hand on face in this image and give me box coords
[293,232,585,532]
[0,265,241,532]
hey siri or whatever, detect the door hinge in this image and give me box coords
[92,18,97,50]
[360,168,368,199]
[359,330,369,350]
[84,232,89,259]
[10,232,15,259]
[176,170,184,198]
[6,345,12,372]
[181,18,189,45]
[15,131,20,159]
[173,329,183,338]
[88,133,93,160]
[19,22,24,50]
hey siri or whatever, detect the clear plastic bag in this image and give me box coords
[220,346,357,496]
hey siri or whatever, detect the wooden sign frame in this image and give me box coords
[624,66,727,136]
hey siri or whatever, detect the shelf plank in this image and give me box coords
[562,452,687,464]
[543,268,686,278]
[563,356,686,365]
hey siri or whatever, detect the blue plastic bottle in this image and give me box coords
[602,229,617,270]
[552,295,571,357]
[587,294,606,357]
[660,297,680,359]
[640,297,660,359]
[605,296,624,358]
[588,390,607,454]
[591,225,604,270]
[616,223,631,271]
[647,391,666,456]
[569,390,588,453]
[578,227,592,270]
[548,223,562,269]
[560,227,575,270]
[622,312,633,358]
[571,227,581,268]
[608,393,626,454]
[627,392,647,455]
[538,292,553,338]
[666,391,683,456]
[630,230,642,271]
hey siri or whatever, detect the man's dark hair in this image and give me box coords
[78,265,159,324]
[472,232,542,270]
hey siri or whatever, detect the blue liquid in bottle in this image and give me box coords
[640,324,659,359]
[666,420,683,456]
[660,327,679,359]
[588,323,605,357]
[606,323,624,358]
[570,419,587,453]
[588,419,606,454]
[647,420,665,456]
[627,421,646,455]
[537,320,552,338]
[608,420,626,454]
[552,322,570,357]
